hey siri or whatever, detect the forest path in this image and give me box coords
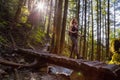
[16,48,120,80]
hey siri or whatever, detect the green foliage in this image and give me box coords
[111,0,116,3]
[20,6,29,23]
[0,21,8,34]
[116,28,120,38]
[62,46,71,57]
[68,0,77,18]
[0,21,7,28]
[0,0,18,20]
[16,23,22,27]
[110,39,120,54]
[109,53,120,64]
[101,0,107,15]
[0,36,7,44]
[109,39,120,64]
[29,28,45,46]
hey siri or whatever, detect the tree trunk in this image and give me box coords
[106,0,110,59]
[60,0,68,53]
[79,0,84,57]
[96,0,101,61]
[114,0,116,38]
[82,0,87,58]
[107,0,110,57]
[99,0,102,61]
[91,0,94,60]
[47,0,53,37]
[76,0,80,22]
[50,0,58,53]
[54,0,63,54]
[14,0,24,23]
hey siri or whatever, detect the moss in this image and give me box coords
[109,53,120,64]
[110,38,120,54]
[20,6,29,23]
[109,39,120,65]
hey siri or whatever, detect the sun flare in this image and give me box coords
[36,2,45,12]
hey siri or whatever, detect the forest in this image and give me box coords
[0,0,120,80]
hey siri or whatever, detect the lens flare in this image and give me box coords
[36,2,45,12]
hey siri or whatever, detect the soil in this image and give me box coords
[0,44,84,80]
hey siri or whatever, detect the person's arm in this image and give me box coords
[69,30,77,33]
[68,26,77,33]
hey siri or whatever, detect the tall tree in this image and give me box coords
[14,0,24,22]
[47,0,53,37]
[106,0,110,59]
[86,0,91,60]
[50,0,58,53]
[113,0,116,38]
[99,0,102,61]
[91,0,94,60]
[82,0,87,58]
[54,0,63,54]
[60,0,68,53]
[96,0,101,61]
[76,0,80,22]
[79,0,84,57]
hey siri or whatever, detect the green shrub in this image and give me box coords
[0,36,7,44]
[109,39,120,64]
[20,6,29,23]
[29,28,45,46]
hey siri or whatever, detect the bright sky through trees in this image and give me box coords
[36,2,45,12]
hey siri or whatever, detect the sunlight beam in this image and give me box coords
[36,2,45,12]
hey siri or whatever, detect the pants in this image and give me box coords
[70,36,79,58]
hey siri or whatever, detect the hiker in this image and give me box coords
[68,18,83,59]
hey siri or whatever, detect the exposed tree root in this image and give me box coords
[0,58,44,68]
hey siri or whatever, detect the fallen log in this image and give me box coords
[15,48,120,80]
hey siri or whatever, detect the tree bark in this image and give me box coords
[114,0,116,38]
[82,0,87,58]
[14,0,24,23]
[54,0,63,54]
[46,0,52,37]
[91,0,94,60]
[60,0,68,53]
[50,0,58,53]
[106,0,110,58]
